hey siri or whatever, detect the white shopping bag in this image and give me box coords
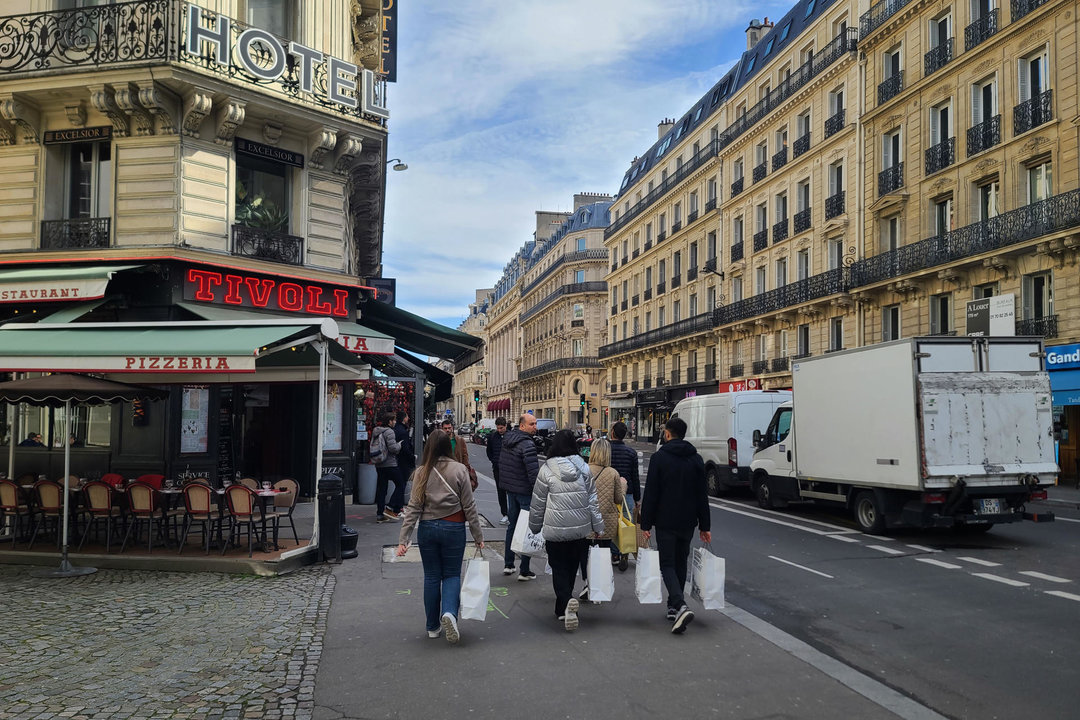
[459,554,490,621]
[634,547,663,604]
[510,509,547,558]
[586,545,615,602]
[690,547,726,610]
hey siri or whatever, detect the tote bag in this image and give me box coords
[586,544,615,602]
[510,509,546,558]
[617,499,638,554]
[635,546,663,604]
[690,546,726,610]
[460,551,490,621]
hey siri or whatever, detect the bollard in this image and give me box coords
[318,474,344,563]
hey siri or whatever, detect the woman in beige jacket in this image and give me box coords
[396,430,484,644]
[580,438,626,596]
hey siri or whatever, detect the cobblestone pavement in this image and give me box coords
[0,565,334,720]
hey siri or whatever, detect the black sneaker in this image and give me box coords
[577,584,590,601]
[672,605,694,634]
[618,555,629,572]
[665,607,678,621]
[517,571,537,582]
[376,515,388,523]
[502,566,515,576]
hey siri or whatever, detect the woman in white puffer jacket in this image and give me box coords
[529,429,604,631]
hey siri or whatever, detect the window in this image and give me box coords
[733,216,744,245]
[733,158,744,181]
[933,196,953,236]
[659,213,667,234]
[775,192,788,223]
[883,129,901,169]
[776,258,788,288]
[974,282,998,299]
[745,56,756,73]
[689,241,698,269]
[775,330,789,359]
[930,293,952,334]
[622,280,628,302]
[979,180,1000,219]
[883,304,901,341]
[732,276,744,302]
[659,259,667,282]
[645,266,653,289]
[829,317,844,350]
[645,312,652,332]
[632,232,640,253]
[828,237,844,269]
[707,232,717,261]
[797,110,811,138]
[575,269,585,283]
[883,216,900,251]
[673,300,681,322]
[689,192,698,215]
[707,286,716,309]
[657,357,665,380]
[755,141,768,166]
[633,316,640,335]
[658,306,666,326]
[829,87,845,115]
[247,0,291,36]
[673,202,682,225]
[573,303,584,320]
[60,140,112,221]
[929,13,950,50]
[796,248,810,280]
[776,126,788,151]
[780,22,791,41]
[755,335,767,362]
[755,266,767,295]
[829,161,844,196]
[764,37,775,56]
[797,179,810,212]
[689,293,698,316]
[236,151,290,232]
[797,324,810,356]
[756,203,768,233]
[707,179,717,203]
[833,15,849,38]
[972,75,998,125]
[622,240,629,258]
[1018,47,1050,102]
[572,339,584,357]
[884,46,902,80]
[1022,272,1053,320]
[930,100,952,146]
[1028,160,1052,202]
[576,237,586,251]
[805,0,817,18]
[673,251,682,278]
[645,223,652,243]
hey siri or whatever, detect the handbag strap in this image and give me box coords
[432,466,460,504]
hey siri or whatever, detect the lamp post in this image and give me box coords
[387,158,408,171]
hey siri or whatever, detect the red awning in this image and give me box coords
[485,401,494,411]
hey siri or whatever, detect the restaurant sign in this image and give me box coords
[184,268,354,319]
[0,278,112,304]
[0,354,254,374]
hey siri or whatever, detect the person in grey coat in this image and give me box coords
[529,430,604,631]
[373,411,403,522]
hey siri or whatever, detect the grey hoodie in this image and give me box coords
[529,454,604,542]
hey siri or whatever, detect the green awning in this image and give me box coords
[0,264,141,304]
[358,301,482,362]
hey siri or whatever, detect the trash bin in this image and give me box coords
[318,474,344,563]
[355,463,377,505]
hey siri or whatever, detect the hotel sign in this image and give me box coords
[236,138,304,168]
[184,268,355,319]
[43,126,112,144]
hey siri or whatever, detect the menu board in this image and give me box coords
[323,383,343,452]
[180,386,210,454]
[216,386,234,484]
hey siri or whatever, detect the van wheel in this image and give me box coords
[753,472,785,509]
[854,491,886,534]
[706,466,723,497]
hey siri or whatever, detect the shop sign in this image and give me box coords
[0,281,108,303]
[0,354,254,373]
[1047,343,1080,370]
[43,126,112,144]
[337,332,394,355]
[184,268,353,318]
[966,294,1015,336]
[719,378,761,393]
[236,138,304,168]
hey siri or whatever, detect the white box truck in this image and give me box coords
[749,337,1057,533]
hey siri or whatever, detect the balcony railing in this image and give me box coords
[231,224,304,265]
[753,162,767,184]
[520,281,607,322]
[687,267,698,281]
[825,191,845,219]
[610,383,618,393]
[522,248,609,295]
[670,370,681,385]
[644,288,653,300]
[705,197,717,212]
[621,300,628,311]
[611,261,618,273]
[731,177,745,197]
[714,267,850,326]
[599,311,714,358]
[688,210,699,223]
[965,9,998,51]
[643,377,652,389]
[620,382,628,391]
[925,137,955,175]
[771,356,790,373]
[704,363,716,381]
[729,363,745,377]
[1016,315,1058,338]
[631,381,639,391]
[1014,89,1053,136]
[671,274,682,289]
[878,72,904,105]
[924,38,953,76]
[631,294,640,306]
[751,360,768,375]
[621,255,629,265]
[1012,0,1051,21]
[644,239,653,251]
[731,242,744,263]
[672,220,683,232]
[772,147,788,171]
[632,248,640,259]
[611,304,617,316]
[41,217,111,250]
[773,218,789,243]
[850,189,1080,288]
[794,208,812,234]
[657,230,667,242]
[793,133,810,159]
[794,351,812,360]
[878,163,904,196]
[861,0,914,38]
[686,367,698,383]
[967,114,1001,156]
[825,109,845,138]
[656,281,666,295]
[519,356,602,381]
[753,230,769,253]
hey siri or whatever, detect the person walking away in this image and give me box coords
[485,417,510,524]
[396,430,484,644]
[582,439,625,592]
[440,419,478,490]
[639,417,711,634]
[609,421,640,568]
[529,430,603,631]
[373,412,403,522]
[498,413,540,581]
[393,411,416,512]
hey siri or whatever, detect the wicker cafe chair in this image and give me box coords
[0,479,32,549]
[28,479,64,550]
[177,483,225,555]
[223,484,274,558]
[78,481,123,553]
[273,478,300,545]
[120,482,180,553]
[239,477,259,491]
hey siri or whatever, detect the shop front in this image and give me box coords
[1045,342,1080,483]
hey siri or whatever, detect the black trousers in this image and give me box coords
[493,467,508,516]
[375,466,401,515]
[655,526,694,610]
[546,538,589,616]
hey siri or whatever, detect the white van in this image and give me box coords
[667,390,792,495]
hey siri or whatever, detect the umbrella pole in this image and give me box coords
[6,401,15,480]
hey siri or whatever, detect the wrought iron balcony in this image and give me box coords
[519,356,602,381]
[729,363,745,377]
[657,230,667,242]
[687,267,698,281]
[686,367,698,383]
[771,356,790,373]
[643,377,652,389]
[670,370,681,385]
[41,217,110,250]
[231,224,304,265]
[621,255,629,265]
[753,230,769,253]
[794,208,812,234]
[705,197,717,212]
[793,133,810,159]
[1014,89,1053,136]
[750,360,767,375]
[520,281,608,322]
[620,382,628,391]
[773,218,789,244]
[1012,0,1051,22]
[632,248,640,259]
[631,294,639,306]
[611,304,617,316]
[731,242,744,263]
[621,300,628,311]
[861,0,914,38]
[672,220,683,232]
[610,383,618,393]
[713,267,850,327]
[656,281,666,295]
[825,109,845,138]
[772,147,788,171]
[671,274,682,289]
[704,363,716,381]
[924,38,953,76]
[965,9,998,51]
[753,162,768,184]
[644,239,653,251]
[924,137,955,176]
[1016,315,1058,338]
[878,72,904,105]
[644,288,652,300]
[731,177,744,197]
[598,310,713,358]
[878,163,904,196]
[611,261,618,273]
[849,188,1080,288]
[967,115,1001,156]
[631,381,639,391]
[826,191,846,220]
[688,210,699,223]
[523,248,609,295]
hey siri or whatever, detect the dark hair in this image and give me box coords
[440,418,454,427]
[547,429,579,458]
[665,417,687,440]
[396,410,407,424]
[382,411,397,425]
[495,416,507,427]
[610,421,627,440]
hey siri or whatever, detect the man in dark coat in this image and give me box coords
[485,417,509,523]
[393,411,415,511]
[608,421,641,511]
[640,417,712,634]
[498,413,539,580]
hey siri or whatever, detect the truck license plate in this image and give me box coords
[976,498,1002,514]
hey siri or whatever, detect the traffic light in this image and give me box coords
[579,393,586,407]
[474,390,480,403]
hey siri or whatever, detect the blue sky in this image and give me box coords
[382,0,792,330]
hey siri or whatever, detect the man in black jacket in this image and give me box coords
[498,413,539,580]
[608,422,641,510]
[640,417,712,634]
[485,417,509,524]
[393,411,415,510]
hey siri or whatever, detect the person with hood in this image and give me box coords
[529,429,604,631]
[640,417,712,634]
[498,413,540,580]
[372,411,403,522]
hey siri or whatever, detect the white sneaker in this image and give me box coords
[499,515,510,525]
[672,605,694,634]
[441,612,459,644]
[564,598,579,631]
[427,628,442,639]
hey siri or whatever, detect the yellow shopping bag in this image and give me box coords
[617,499,638,555]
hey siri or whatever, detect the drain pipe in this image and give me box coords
[856,49,868,349]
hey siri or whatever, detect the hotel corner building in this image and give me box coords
[0,0,398,495]
[601,0,1080,456]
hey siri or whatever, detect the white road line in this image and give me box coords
[867,544,905,555]
[972,572,1029,587]
[915,558,963,570]
[826,534,862,543]
[710,502,836,536]
[1055,516,1080,523]
[1018,571,1071,584]
[768,555,835,579]
[1045,590,1080,602]
[906,544,940,553]
[957,556,1001,567]
[713,498,859,534]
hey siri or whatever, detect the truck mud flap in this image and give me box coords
[1023,511,1056,523]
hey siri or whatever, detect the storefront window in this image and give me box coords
[236,154,290,232]
[323,384,343,452]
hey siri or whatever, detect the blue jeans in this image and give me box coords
[417,519,467,631]
[503,492,532,574]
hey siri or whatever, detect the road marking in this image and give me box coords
[906,544,940,553]
[768,555,835,579]
[714,498,859,534]
[1045,590,1080,602]
[1018,571,1071,584]
[710,502,837,536]
[972,573,1029,587]
[867,544,905,555]
[826,534,862,543]
[915,558,963,570]
[957,556,1001,567]
[1055,516,1080,523]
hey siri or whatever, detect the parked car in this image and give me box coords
[535,418,557,454]
[457,422,475,436]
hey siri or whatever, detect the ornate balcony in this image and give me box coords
[522,248,609,295]
[621,255,629,265]
[924,137,955,176]
[753,230,769,253]
[924,38,953,76]
[773,218,789,243]
[729,363,745,378]
[750,360,768,375]
[794,208,812,234]
[671,274,682,289]
[731,177,744,197]
[598,311,713,358]
[772,147,788,172]
[793,133,810,159]
[704,363,716,381]
[644,288,652,301]
[657,230,667,242]
[687,267,698,281]
[670,370,681,385]
[731,242,744,263]
[878,163,904,196]
[231,224,304,265]
[520,281,607,322]
[1014,89,1053,136]
[825,191,845,219]
[631,294,639,307]
[519,356,602,382]
[621,300,628,311]
[753,162,768,184]
[771,356,790,373]
[656,281,666,295]
[632,248,640,259]
[861,0,914,37]
[686,366,698,383]
[40,217,111,250]
[672,220,682,232]
[967,115,1001,156]
[878,72,904,105]
[1016,315,1058,338]
[965,9,998,51]
[688,210,699,223]
[825,109,845,139]
[713,267,850,327]
[705,197,717,212]
[1012,0,1051,22]
[644,239,653,251]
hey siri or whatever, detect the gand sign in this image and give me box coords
[184,268,354,318]
[1046,343,1080,371]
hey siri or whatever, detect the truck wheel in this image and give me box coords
[706,466,723,497]
[854,491,886,534]
[754,474,774,509]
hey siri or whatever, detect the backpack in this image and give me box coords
[370,429,388,463]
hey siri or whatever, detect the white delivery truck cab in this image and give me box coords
[750,337,1057,533]
[668,389,792,495]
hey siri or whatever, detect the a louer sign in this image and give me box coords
[186,7,389,120]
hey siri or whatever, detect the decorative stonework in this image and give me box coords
[1021,135,1052,155]
[182,89,212,137]
[932,83,952,99]
[214,99,246,145]
[333,133,363,175]
[65,102,86,127]
[0,118,15,146]
[351,5,381,71]
[89,85,129,136]
[309,127,338,170]
[974,158,999,174]
[0,95,41,143]
[137,81,178,135]
[263,121,283,145]
[113,83,155,136]
[884,114,903,128]
[975,58,995,74]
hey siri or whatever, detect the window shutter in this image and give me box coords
[971,84,982,124]
[883,135,893,168]
[1018,58,1029,102]
[930,108,940,145]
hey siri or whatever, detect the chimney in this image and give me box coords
[746,17,775,51]
[657,117,675,140]
[573,192,613,211]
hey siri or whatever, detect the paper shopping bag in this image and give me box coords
[586,544,615,602]
[510,509,546,558]
[617,500,638,555]
[690,547,726,610]
[634,547,663,604]
[459,555,490,621]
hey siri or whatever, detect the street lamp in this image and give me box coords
[387,158,408,171]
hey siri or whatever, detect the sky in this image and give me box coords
[382,0,793,330]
